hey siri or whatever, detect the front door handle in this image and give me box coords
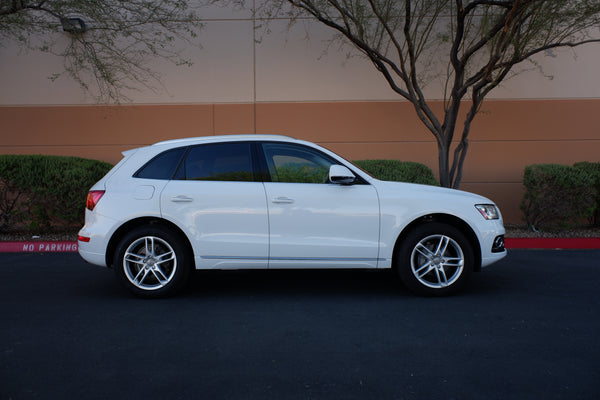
[272,196,294,204]
[171,195,193,203]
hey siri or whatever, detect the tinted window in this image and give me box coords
[262,143,335,183]
[177,142,254,181]
[135,147,186,180]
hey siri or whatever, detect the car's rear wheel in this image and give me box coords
[114,226,191,298]
[397,222,473,296]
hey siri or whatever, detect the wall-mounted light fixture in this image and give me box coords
[61,17,87,34]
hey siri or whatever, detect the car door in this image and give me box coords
[261,142,380,268]
[160,142,269,269]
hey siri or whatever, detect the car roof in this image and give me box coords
[152,134,295,147]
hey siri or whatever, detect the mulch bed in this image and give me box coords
[503,224,600,238]
[0,231,79,242]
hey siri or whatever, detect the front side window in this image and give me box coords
[176,142,254,182]
[262,143,335,184]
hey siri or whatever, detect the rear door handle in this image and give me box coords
[272,196,294,204]
[171,195,193,203]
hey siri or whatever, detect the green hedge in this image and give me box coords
[574,161,600,225]
[275,164,328,183]
[353,159,438,186]
[0,155,113,231]
[0,155,436,232]
[520,163,597,229]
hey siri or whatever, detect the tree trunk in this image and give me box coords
[437,141,451,188]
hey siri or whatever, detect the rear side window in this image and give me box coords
[134,147,186,180]
[175,142,254,182]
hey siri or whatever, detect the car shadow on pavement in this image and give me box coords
[186,268,410,299]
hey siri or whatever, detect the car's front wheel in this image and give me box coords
[114,226,191,298]
[397,222,474,296]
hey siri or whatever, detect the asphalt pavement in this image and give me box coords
[1,250,599,400]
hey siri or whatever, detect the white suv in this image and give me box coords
[78,135,506,297]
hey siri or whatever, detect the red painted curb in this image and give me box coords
[505,237,600,249]
[0,241,79,253]
[0,238,598,253]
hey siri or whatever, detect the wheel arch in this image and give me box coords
[105,217,194,269]
[392,213,482,272]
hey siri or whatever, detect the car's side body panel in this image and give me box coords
[372,181,506,269]
[78,135,507,281]
[160,180,270,269]
[264,181,381,268]
[78,178,169,267]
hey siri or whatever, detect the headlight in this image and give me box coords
[475,204,500,220]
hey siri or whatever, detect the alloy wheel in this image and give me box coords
[410,234,465,289]
[122,236,177,291]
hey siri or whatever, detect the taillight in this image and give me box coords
[86,190,105,211]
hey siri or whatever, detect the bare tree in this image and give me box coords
[0,0,207,103]
[255,0,600,188]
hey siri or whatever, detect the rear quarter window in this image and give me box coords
[134,147,186,180]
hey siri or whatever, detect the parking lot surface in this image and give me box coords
[1,250,599,400]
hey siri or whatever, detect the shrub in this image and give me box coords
[520,164,596,230]
[574,161,600,225]
[0,155,113,231]
[353,159,438,186]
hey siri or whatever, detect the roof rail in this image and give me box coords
[152,134,294,146]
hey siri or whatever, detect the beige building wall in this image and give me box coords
[1,9,599,223]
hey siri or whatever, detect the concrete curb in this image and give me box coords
[1,238,599,253]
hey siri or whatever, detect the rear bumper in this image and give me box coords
[77,214,116,267]
[78,242,108,267]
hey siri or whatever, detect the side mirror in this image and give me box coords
[329,164,356,185]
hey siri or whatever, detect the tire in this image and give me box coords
[396,222,474,296]
[114,225,191,298]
